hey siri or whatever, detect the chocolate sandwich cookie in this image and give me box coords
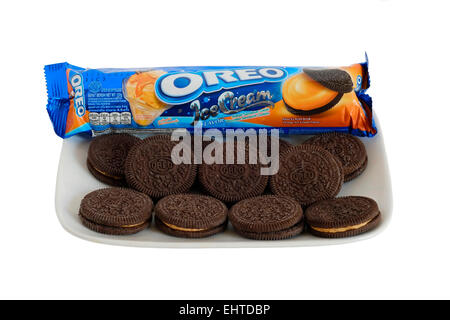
[344,156,368,182]
[87,133,141,186]
[282,68,353,116]
[125,135,197,198]
[155,194,228,238]
[305,132,367,182]
[79,187,153,235]
[198,142,268,203]
[270,145,343,206]
[229,195,304,240]
[305,196,381,238]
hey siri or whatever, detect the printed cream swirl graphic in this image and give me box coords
[124,70,170,126]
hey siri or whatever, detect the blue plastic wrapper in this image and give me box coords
[44,60,376,138]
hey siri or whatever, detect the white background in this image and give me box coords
[0,0,449,299]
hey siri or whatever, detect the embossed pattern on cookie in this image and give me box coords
[125,135,197,198]
[229,195,304,240]
[79,187,153,235]
[305,132,367,182]
[270,144,343,206]
[199,142,268,203]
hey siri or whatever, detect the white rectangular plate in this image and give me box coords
[55,114,392,248]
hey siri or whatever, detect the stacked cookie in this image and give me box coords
[229,196,304,240]
[80,131,380,239]
[79,188,153,235]
[86,133,140,186]
[155,194,228,238]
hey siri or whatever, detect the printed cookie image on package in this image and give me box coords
[282,68,353,115]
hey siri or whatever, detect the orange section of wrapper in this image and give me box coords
[233,93,374,135]
[230,63,373,134]
[342,63,367,90]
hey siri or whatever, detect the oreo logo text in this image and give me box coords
[69,71,86,117]
[155,67,287,105]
